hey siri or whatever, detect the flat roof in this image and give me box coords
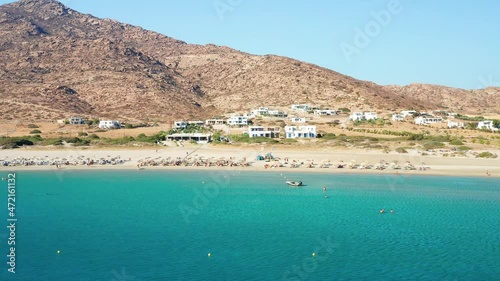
[168,133,212,137]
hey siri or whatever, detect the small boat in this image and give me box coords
[286,181,303,186]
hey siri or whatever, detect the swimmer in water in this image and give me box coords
[390,209,394,213]
[380,209,385,214]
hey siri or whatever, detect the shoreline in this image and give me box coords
[1,146,499,178]
[3,165,500,179]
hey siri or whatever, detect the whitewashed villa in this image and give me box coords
[247,126,280,138]
[392,114,405,122]
[349,112,364,121]
[166,133,212,144]
[285,126,316,139]
[268,110,288,118]
[175,120,204,129]
[98,120,121,129]
[401,110,417,117]
[227,116,248,127]
[414,116,443,125]
[364,112,378,120]
[174,121,188,129]
[314,109,339,116]
[289,117,307,123]
[250,107,270,117]
[205,119,226,126]
[291,104,311,112]
[69,116,85,125]
[477,120,498,131]
[447,120,465,129]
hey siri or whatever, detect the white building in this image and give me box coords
[268,110,288,118]
[174,121,188,129]
[364,112,378,120]
[205,119,226,126]
[291,104,311,112]
[289,117,307,123]
[187,120,205,127]
[167,133,212,144]
[477,120,498,131]
[349,112,364,121]
[69,117,85,125]
[392,114,404,122]
[314,110,338,116]
[251,107,269,117]
[99,120,121,129]
[401,110,417,117]
[447,120,465,129]
[248,126,280,138]
[285,126,316,139]
[414,116,443,125]
[227,116,248,127]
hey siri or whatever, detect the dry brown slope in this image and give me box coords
[385,84,500,114]
[0,0,498,124]
[0,0,210,122]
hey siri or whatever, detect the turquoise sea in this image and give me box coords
[1,170,499,281]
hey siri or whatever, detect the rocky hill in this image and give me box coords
[0,0,498,123]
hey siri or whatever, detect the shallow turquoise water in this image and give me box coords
[1,170,499,281]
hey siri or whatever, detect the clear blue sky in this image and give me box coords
[2,0,499,89]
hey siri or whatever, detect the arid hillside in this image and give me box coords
[0,0,498,123]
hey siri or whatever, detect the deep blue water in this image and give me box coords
[0,170,499,281]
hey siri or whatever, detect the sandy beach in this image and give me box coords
[1,145,499,178]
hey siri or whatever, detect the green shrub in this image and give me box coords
[27,124,39,128]
[449,139,464,145]
[321,133,336,140]
[476,152,497,158]
[88,134,100,139]
[229,134,278,144]
[78,132,88,137]
[41,138,64,146]
[423,141,445,150]
[29,129,42,134]
[64,137,82,143]
[408,134,424,141]
[457,146,472,151]
[0,137,35,149]
[85,119,100,126]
